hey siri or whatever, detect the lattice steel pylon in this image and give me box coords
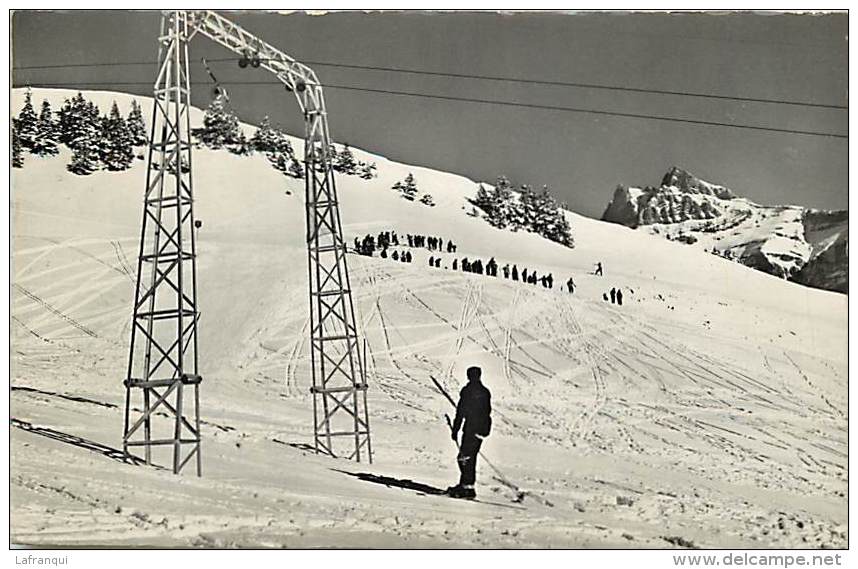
[122,10,372,473]
[123,11,202,475]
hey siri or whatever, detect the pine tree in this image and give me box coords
[288,158,305,179]
[195,94,241,149]
[229,130,252,156]
[473,177,518,229]
[270,151,290,173]
[67,135,99,174]
[126,100,148,146]
[359,161,377,180]
[16,88,39,151]
[517,184,538,229]
[57,93,90,146]
[473,183,493,212]
[11,120,24,168]
[528,186,556,235]
[57,97,75,145]
[100,101,134,171]
[250,116,280,154]
[31,99,59,156]
[419,193,435,207]
[64,98,101,175]
[334,144,357,175]
[394,173,418,201]
[488,176,517,229]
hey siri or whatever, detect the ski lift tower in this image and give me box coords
[122,10,372,475]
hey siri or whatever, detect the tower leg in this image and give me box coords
[303,111,371,461]
[123,11,202,475]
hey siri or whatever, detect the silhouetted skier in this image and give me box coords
[502,264,510,279]
[595,262,603,276]
[429,255,435,267]
[616,288,623,306]
[566,277,575,294]
[380,248,387,259]
[547,274,553,289]
[448,366,492,499]
[610,287,616,304]
[453,259,458,271]
[522,268,528,283]
[434,257,441,268]
[392,251,399,261]
[511,265,518,281]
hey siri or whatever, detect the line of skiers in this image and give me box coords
[409,233,457,253]
[355,234,586,297]
[441,256,578,293]
[353,230,458,257]
[381,249,413,263]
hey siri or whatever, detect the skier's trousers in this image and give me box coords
[457,433,483,487]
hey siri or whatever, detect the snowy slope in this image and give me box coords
[10,89,847,548]
[602,167,848,293]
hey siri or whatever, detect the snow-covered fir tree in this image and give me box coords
[531,186,572,247]
[473,176,572,246]
[31,99,59,156]
[526,186,557,235]
[473,176,518,229]
[195,94,241,149]
[67,135,100,175]
[250,116,291,153]
[229,131,253,156]
[126,100,148,146]
[517,184,539,230]
[100,101,134,171]
[392,173,418,201]
[288,158,305,179]
[57,94,85,145]
[16,88,39,151]
[359,162,377,180]
[473,183,493,211]
[11,121,24,168]
[419,193,436,207]
[270,152,291,173]
[58,93,101,152]
[63,97,102,174]
[334,144,357,175]
[490,177,519,229]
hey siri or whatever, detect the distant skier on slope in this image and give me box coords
[448,366,492,499]
[594,262,603,276]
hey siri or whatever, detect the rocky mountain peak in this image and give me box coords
[661,166,736,200]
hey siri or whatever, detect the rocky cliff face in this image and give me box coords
[602,167,848,294]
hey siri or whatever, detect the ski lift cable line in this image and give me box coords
[12,58,847,110]
[17,80,848,140]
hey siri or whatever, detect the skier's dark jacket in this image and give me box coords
[452,380,492,438]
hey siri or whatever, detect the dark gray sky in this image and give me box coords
[12,10,848,217]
